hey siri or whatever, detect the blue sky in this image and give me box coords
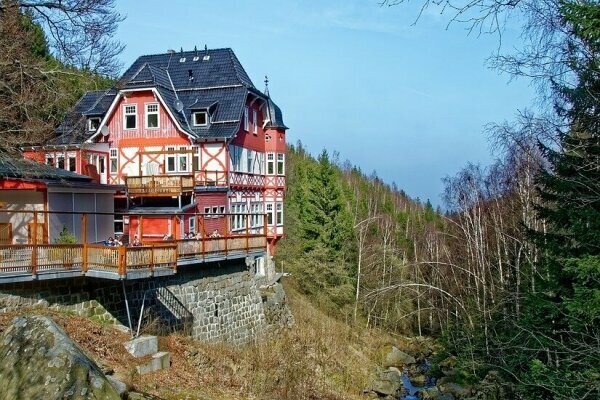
[114,1,535,206]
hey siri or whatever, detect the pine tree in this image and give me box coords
[516,2,600,397]
[302,150,354,257]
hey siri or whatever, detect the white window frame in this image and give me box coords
[266,203,274,226]
[114,214,124,235]
[252,110,257,134]
[145,103,159,129]
[110,149,118,174]
[46,154,54,166]
[204,207,211,218]
[178,146,188,172]
[277,153,285,175]
[57,154,65,170]
[267,152,275,175]
[276,203,283,226]
[243,107,249,131]
[123,104,137,130]
[192,111,208,126]
[88,117,101,132]
[68,155,77,172]
[189,217,196,234]
[166,147,176,173]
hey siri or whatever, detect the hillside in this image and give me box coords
[0,282,411,400]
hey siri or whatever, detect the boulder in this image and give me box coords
[422,387,455,400]
[0,315,121,400]
[383,346,416,367]
[438,382,472,399]
[367,367,402,396]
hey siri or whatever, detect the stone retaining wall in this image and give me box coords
[0,259,287,345]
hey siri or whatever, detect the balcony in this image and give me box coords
[125,175,195,196]
[230,172,265,188]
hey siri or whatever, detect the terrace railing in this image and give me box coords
[0,214,268,282]
[125,175,195,196]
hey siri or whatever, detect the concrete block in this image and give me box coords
[124,335,158,358]
[136,352,171,375]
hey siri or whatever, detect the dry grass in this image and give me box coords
[0,281,399,399]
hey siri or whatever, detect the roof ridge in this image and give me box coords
[135,47,233,59]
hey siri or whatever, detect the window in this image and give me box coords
[124,104,137,129]
[247,149,253,173]
[110,149,118,174]
[68,156,77,172]
[189,217,196,233]
[219,206,225,215]
[267,153,274,175]
[166,147,176,172]
[266,203,274,225]
[99,157,105,174]
[146,103,159,128]
[277,153,285,175]
[88,118,101,132]
[57,155,65,170]
[276,203,283,226]
[250,202,263,228]
[204,207,211,217]
[252,110,257,134]
[114,215,124,235]
[231,203,247,231]
[46,155,54,166]
[178,147,188,172]
[243,107,249,131]
[192,146,199,171]
[192,111,207,126]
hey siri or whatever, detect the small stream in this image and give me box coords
[399,359,437,400]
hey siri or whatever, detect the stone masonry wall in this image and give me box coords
[0,259,275,345]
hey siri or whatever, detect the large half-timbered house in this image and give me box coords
[22,47,287,255]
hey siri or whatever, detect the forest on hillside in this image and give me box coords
[279,2,600,398]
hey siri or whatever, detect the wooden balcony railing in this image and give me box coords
[0,235,266,280]
[125,175,195,196]
[0,210,269,282]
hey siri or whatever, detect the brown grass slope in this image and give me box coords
[0,281,396,400]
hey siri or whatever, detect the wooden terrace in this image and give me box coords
[0,211,267,284]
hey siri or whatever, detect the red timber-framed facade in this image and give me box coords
[22,47,288,257]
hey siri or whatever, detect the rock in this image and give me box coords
[439,355,457,368]
[367,367,402,396]
[410,373,427,386]
[106,375,128,399]
[383,346,416,367]
[0,315,121,400]
[422,387,455,400]
[438,382,472,399]
[124,335,158,358]
[127,392,158,400]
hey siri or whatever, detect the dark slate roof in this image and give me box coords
[52,48,287,143]
[54,89,117,144]
[0,157,92,182]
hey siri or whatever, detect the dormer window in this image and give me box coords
[124,104,137,129]
[192,111,208,126]
[88,117,101,132]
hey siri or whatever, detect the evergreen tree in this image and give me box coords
[514,2,600,397]
[301,150,354,257]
